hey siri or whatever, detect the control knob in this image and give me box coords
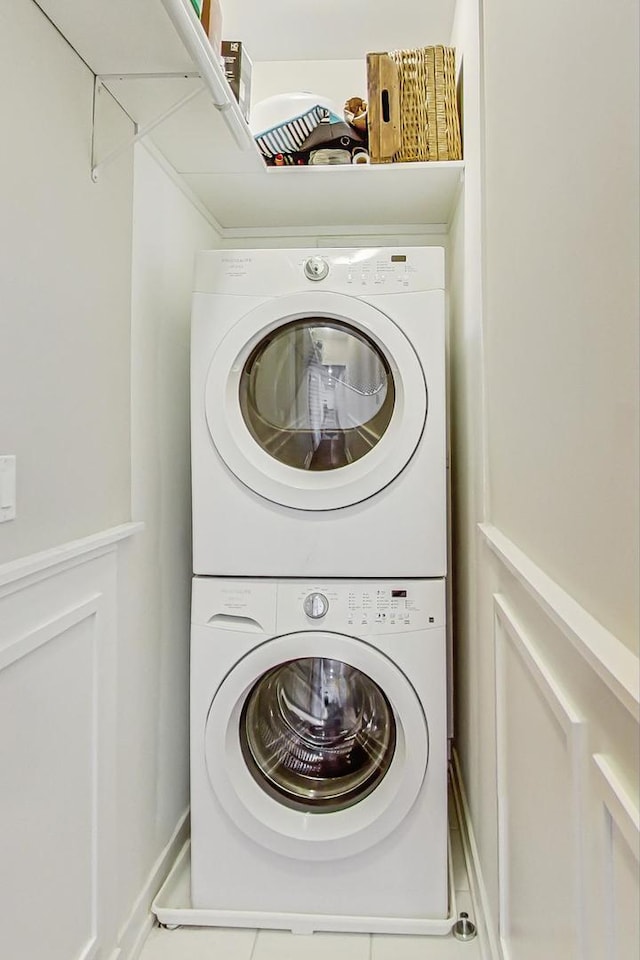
[303,592,329,619]
[304,257,330,281]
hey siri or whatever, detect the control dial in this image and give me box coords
[304,257,330,282]
[303,592,329,619]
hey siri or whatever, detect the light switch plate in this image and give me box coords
[0,455,16,522]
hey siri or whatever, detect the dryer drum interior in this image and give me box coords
[240,657,397,812]
[239,317,396,471]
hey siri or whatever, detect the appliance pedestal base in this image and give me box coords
[152,838,457,936]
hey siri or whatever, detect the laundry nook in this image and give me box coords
[0,2,638,960]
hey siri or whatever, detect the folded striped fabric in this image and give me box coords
[254,105,342,158]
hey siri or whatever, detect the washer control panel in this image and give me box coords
[192,578,446,634]
[280,580,445,634]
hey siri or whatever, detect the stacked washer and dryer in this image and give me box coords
[189,247,451,934]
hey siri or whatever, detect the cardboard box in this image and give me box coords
[200,0,223,59]
[221,40,252,122]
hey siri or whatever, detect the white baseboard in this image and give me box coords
[115,808,190,960]
[450,749,503,960]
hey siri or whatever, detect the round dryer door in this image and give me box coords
[204,292,427,510]
[204,632,429,861]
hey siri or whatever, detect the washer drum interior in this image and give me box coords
[240,657,397,813]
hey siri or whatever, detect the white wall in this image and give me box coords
[482,0,639,655]
[0,0,133,563]
[115,144,218,950]
[0,5,219,958]
[447,0,502,944]
[452,0,640,956]
[0,7,134,948]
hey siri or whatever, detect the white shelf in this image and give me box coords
[38,0,464,234]
[184,162,464,232]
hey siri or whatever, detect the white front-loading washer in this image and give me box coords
[190,246,447,578]
[190,576,449,934]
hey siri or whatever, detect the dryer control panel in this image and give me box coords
[302,253,417,290]
[193,246,445,296]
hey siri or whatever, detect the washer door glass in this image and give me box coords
[240,657,396,812]
[239,318,395,471]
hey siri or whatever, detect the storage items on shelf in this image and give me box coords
[40,0,467,229]
[221,40,252,122]
[200,0,223,58]
[308,149,352,165]
[248,46,461,169]
[250,93,366,166]
[367,46,462,163]
[367,53,401,163]
[352,148,371,164]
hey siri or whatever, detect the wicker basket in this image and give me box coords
[367,46,462,163]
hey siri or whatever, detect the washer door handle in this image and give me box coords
[207,613,263,632]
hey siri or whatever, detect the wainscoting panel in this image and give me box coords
[590,753,640,960]
[0,527,138,960]
[0,602,101,960]
[494,596,587,960]
[481,523,639,960]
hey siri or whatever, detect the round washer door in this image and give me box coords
[204,632,429,861]
[204,292,427,510]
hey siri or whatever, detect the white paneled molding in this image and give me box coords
[590,754,640,960]
[0,522,143,595]
[483,524,639,960]
[0,524,140,960]
[494,596,588,960]
[480,523,639,720]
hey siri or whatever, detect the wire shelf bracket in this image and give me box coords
[90,73,212,181]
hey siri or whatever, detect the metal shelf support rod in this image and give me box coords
[159,0,254,149]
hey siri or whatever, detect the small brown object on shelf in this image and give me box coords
[344,96,368,134]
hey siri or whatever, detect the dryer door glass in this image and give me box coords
[239,319,395,470]
[240,657,396,812]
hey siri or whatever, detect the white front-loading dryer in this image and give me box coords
[190,576,449,934]
[190,247,447,578]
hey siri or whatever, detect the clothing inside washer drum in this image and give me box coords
[239,318,395,472]
[240,657,396,812]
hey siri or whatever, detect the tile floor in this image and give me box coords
[139,797,483,960]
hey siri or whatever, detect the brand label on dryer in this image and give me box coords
[221,255,253,278]
[219,586,252,611]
